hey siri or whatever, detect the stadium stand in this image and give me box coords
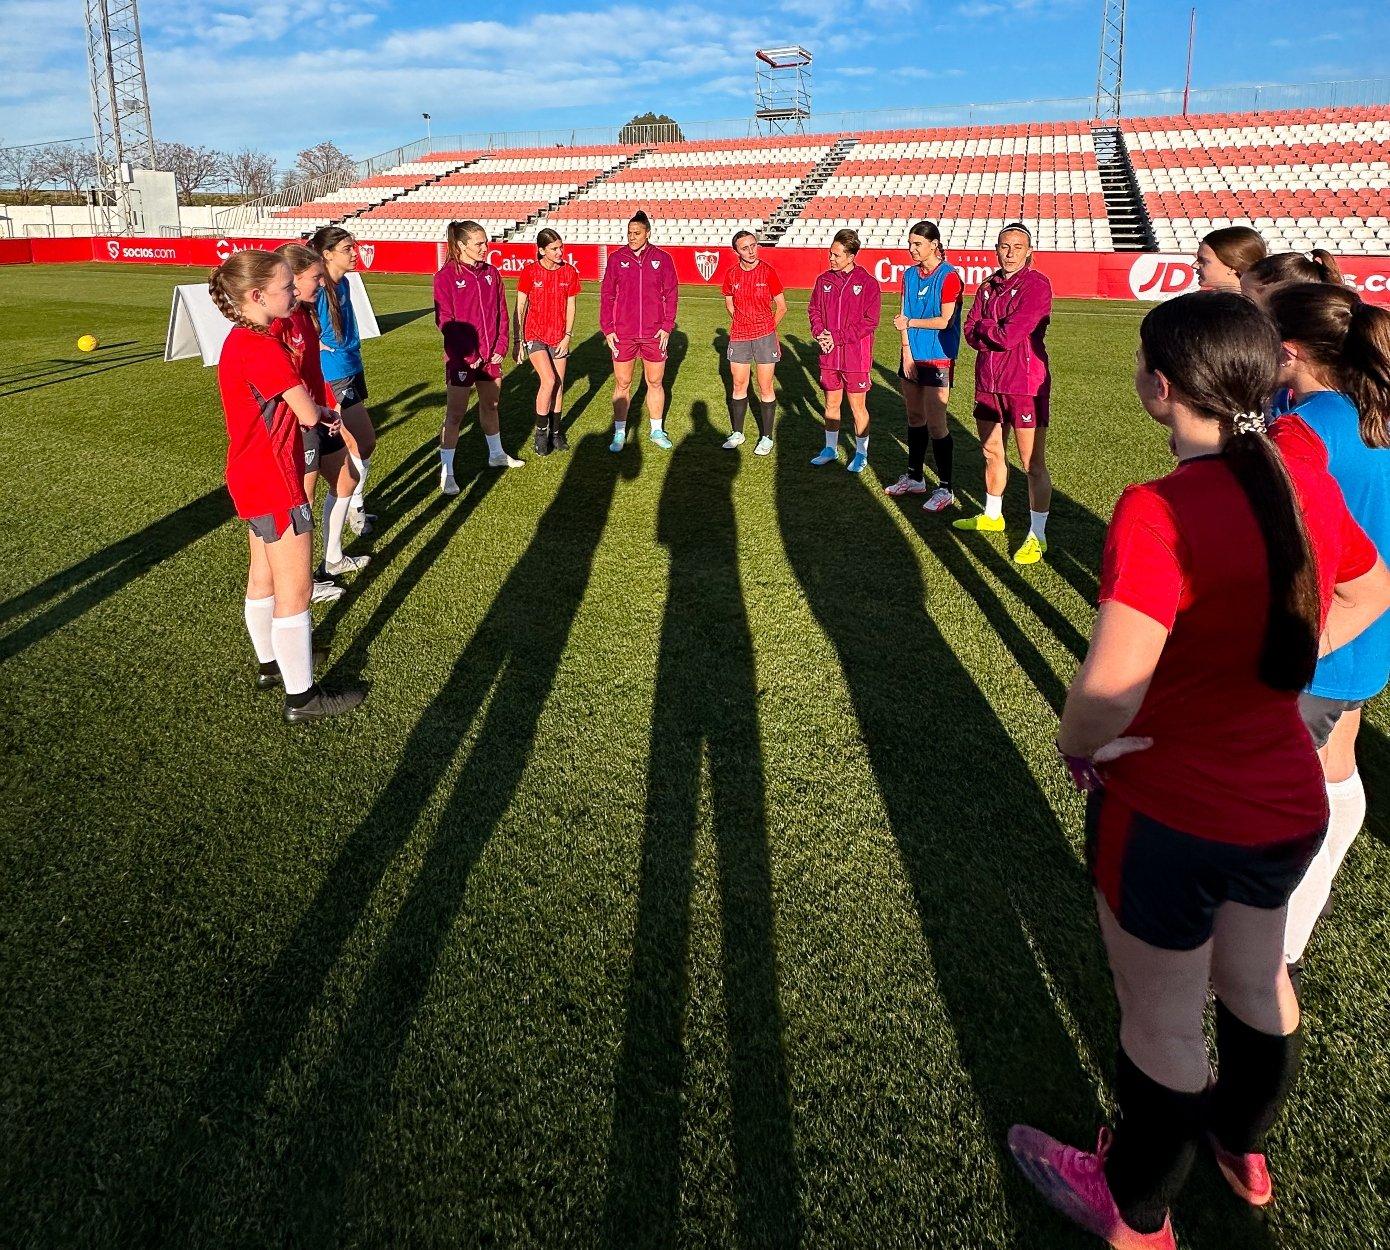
[1123,107,1390,255]
[246,107,1387,257]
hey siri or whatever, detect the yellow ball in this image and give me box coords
[77,335,99,353]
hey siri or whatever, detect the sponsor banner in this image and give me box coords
[21,235,1390,304]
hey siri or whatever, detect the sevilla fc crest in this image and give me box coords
[357,243,375,268]
[852,285,862,295]
[694,251,719,282]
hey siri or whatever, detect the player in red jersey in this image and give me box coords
[271,244,364,594]
[515,227,580,457]
[720,230,786,455]
[209,250,364,722]
[1008,292,1390,1246]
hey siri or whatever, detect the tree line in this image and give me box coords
[0,140,358,205]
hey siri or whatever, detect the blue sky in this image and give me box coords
[2,0,1386,167]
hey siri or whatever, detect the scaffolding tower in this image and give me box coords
[86,0,156,231]
[754,47,812,136]
[1094,0,1126,120]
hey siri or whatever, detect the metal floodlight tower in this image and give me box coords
[1094,0,1127,120]
[86,0,157,231]
[754,46,812,136]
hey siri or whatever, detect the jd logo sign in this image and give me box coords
[1129,254,1197,301]
[694,251,719,282]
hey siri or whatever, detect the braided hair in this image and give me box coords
[208,249,287,334]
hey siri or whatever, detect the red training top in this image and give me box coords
[269,304,333,406]
[216,325,308,519]
[517,260,581,348]
[1097,420,1376,845]
[722,259,785,342]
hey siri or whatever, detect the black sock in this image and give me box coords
[285,684,318,710]
[758,398,776,439]
[550,412,563,433]
[258,660,279,677]
[535,414,548,432]
[931,433,954,490]
[906,425,929,481]
[1105,1049,1204,1235]
[1208,998,1302,1155]
[729,394,749,434]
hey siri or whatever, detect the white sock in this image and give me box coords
[243,595,275,663]
[855,435,869,455]
[349,454,369,508]
[271,610,314,697]
[984,492,1004,521]
[650,417,664,433]
[1285,769,1366,963]
[614,419,627,439]
[323,491,351,564]
[824,429,839,451]
[1030,510,1049,540]
[485,432,503,457]
[440,446,455,473]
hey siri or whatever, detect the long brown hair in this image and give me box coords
[446,219,486,263]
[1201,225,1266,276]
[274,243,324,327]
[1269,283,1390,450]
[1140,292,1320,690]
[1245,249,1343,294]
[308,225,354,341]
[208,249,287,334]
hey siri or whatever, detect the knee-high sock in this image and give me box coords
[1207,999,1302,1155]
[1105,1049,1204,1235]
[906,425,929,481]
[244,595,275,663]
[758,398,775,439]
[349,454,370,508]
[270,610,314,697]
[931,433,954,489]
[323,491,351,565]
[729,394,749,434]
[1285,770,1366,964]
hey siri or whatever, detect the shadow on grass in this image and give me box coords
[375,306,434,334]
[119,429,641,1243]
[1358,718,1390,851]
[603,400,800,1247]
[0,488,232,663]
[780,339,1276,1250]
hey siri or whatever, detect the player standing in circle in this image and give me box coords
[1194,225,1266,293]
[309,226,377,537]
[271,243,364,594]
[953,223,1054,564]
[1266,284,1390,977]
[434,219,520,493]
[209,249,365,722]
[1240,249,1344,308]
[1009,292,1390,1246]
[600,210,679,452]
[721,229,786,455]
[807,228,882,473]
[886,220,962,512]
[515,227,580,458]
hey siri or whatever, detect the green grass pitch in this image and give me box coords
[1,264,1387,1248]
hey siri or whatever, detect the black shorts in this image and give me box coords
[247,503,313,543]
[332,372,369,408]
[1085,791,1324,951]
[898,361,955,388]
[302,425,347,473]
[1298,691,1363,750]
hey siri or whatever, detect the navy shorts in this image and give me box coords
[898,361,955,388]
[247,503,313,543]
[332,372,369,408]
[1085,792,1324,951]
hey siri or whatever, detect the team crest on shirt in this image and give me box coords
[852,285,862,295]
[484,273,493,284]
[694,251,719,282]
[357,244,375,268]
[651,260,660,269]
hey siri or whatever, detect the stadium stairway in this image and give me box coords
[338,153,492,229]
[760,136,859,244]
[1092,124,1156,251]
[504,148,656,241]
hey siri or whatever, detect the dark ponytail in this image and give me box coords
[308,225,354,343]
[1269,283,1390,450]
[1245,249,1343,296]
[1140,292,1320,690]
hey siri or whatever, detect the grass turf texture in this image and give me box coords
[2,264,1388,1249]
